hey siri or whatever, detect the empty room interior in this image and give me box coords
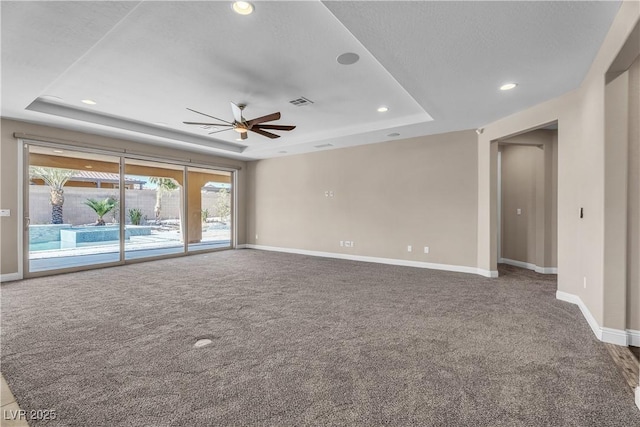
[1,1,639,426]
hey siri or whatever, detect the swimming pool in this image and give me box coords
[29,240,120,252]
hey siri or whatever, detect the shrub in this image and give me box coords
[128,208,143,225]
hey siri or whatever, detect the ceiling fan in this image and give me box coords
[183,102,296,140]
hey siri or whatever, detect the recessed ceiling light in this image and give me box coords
[500,83,518,91]
[387,132,400,137]
[53,149,64,153]
[377,106,389,113]
[81,99,97,105]
[337,52,360,65]
[232,1,253,15]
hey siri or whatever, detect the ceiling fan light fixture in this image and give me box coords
[233,127,248,133]
[500,83,518,91]
[232,1,254,15]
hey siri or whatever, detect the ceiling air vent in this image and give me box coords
[314,143,333,149]
[289,97,314,107]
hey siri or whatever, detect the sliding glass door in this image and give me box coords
[24,142,235,276]
[187,167,233,252]
[27,145,122,272]
[124,159,185,260]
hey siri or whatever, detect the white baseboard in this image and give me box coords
[235,244,249,249]
[601,327,631,346]
[246,244,497,278]
[0,272,21,282]
[535,266,558,274]
[635,386,640,411]
[628,329,640,347]
[556,290,634,346]
[500,258,557,274]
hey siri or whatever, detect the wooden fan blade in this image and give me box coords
[186,108,233,124]
[249,127,280,139]
[183,121,233,127]
[208,128,234,135]
[231,102,243,122]
[240,132,248,140]
[253,124,296,131]
[247,112,281,127]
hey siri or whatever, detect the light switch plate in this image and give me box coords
[0,209,10,217]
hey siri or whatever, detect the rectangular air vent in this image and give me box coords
[289,96,314,106]
[314,143,333,149]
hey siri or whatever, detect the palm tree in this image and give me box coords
[29,166,77,224]
[148,177,178,220]
[84,197,118,226]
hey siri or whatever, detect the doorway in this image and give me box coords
[497,123,558,274]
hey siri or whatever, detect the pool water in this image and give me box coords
[29,240,120,252]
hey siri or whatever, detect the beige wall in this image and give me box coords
[628,54,640,331]
[604,70,629,330]
[500,130,557,269]
[0,118,247,276]
[477,1,639,330]
[247,130,479,269]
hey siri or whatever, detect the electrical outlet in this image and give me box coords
[583,277,587,289]
[340,240,344,247]
[407,245,412,252]
[424,246,429,254]
[329,191,334,197]
[255,234,258,240]
[516,208,522,215]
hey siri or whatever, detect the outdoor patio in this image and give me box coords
[29,225,231,272]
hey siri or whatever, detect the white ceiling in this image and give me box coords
[1,1,621,160]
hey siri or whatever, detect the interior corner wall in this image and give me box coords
[477,1,639,329]
[603,70,629,331]
[499,130,557,270]
[628,54,640,331]
[0,118,248,277]
[247,130,479,270]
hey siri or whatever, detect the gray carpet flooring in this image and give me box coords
[1,250,639,426]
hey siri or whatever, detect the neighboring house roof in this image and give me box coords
[70,171,146,185]
[202,184,231,193]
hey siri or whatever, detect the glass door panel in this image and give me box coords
[124,159,185,260]
[187,167,232,252]
[27,145,121,273]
